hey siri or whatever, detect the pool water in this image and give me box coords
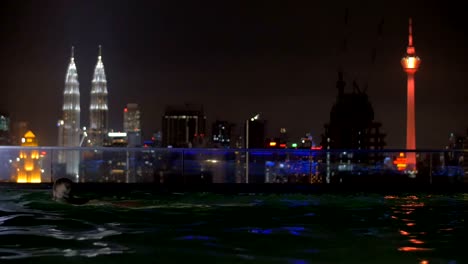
[0,188,467,263]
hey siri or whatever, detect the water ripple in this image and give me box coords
[0,245,129,260]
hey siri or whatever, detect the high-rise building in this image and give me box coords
[0,112,10,145]
[401,18,421,172]
[245,118,266,149]
[211,120,233,148]
[123,103,140,132]
[58,47,81,178]
[123,104,141,132]
[123,103,141,147]
[89,45,108,147]
[321,71,386,158]
[162,104,206,147]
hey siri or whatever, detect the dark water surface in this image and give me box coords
[0,188,467,263]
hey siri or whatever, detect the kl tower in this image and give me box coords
[401,18,421,173]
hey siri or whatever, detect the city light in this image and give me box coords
[394,152,407,171]
[269,142,277,147]
[108,132,127,137]
[250,114,260,121]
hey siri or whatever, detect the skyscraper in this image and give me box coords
[245,118,266,149]
[321,72,386,160]
[123,103,141,147]
[58,47,81,177]
[162,104,206,147]
[89,45,109,146]
[401,18,421,172]
[124,103,141,132]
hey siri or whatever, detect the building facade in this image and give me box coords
[321,72,386,161]
[123,103,141,147]
[162,104,206,148]
[245,119,266,149]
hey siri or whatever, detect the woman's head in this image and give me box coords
[53,178,73,202]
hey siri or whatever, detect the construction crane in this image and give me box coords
[337,7,385,94]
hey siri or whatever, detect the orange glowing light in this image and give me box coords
[398,247,432,252]
[401,56,421,72]
[399,230,410,236]
[402,203,425,207]
[16,130,42,183]
[420,260,429,264]
[384,195,397,199]
[393,153,408,171]
[406,223,415,227]
[439,228,453,231]
[269,142,277,147]
[409,239,424,244]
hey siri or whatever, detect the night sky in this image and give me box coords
[1,0,467,148]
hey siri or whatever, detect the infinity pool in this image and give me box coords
[0,187,466,263]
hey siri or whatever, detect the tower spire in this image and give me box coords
[71,46,75,59]
[407,18,415,55]
[98,45,102,58]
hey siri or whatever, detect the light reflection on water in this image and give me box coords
[0,190,466,263]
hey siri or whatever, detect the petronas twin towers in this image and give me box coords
[58,45,108,178]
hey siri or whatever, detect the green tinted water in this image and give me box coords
[0,189,467,263]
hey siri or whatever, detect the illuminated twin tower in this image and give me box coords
[58,45,108,177]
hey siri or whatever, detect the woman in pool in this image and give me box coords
[53,178,144,207]
[53,178,90,205]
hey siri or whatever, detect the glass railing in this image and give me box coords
[0,146,466,184]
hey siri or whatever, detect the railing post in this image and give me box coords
[181,149,185,184]
[429,152,433,184]
[309,150,313,184]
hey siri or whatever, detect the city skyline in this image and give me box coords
[1,1,468,148]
